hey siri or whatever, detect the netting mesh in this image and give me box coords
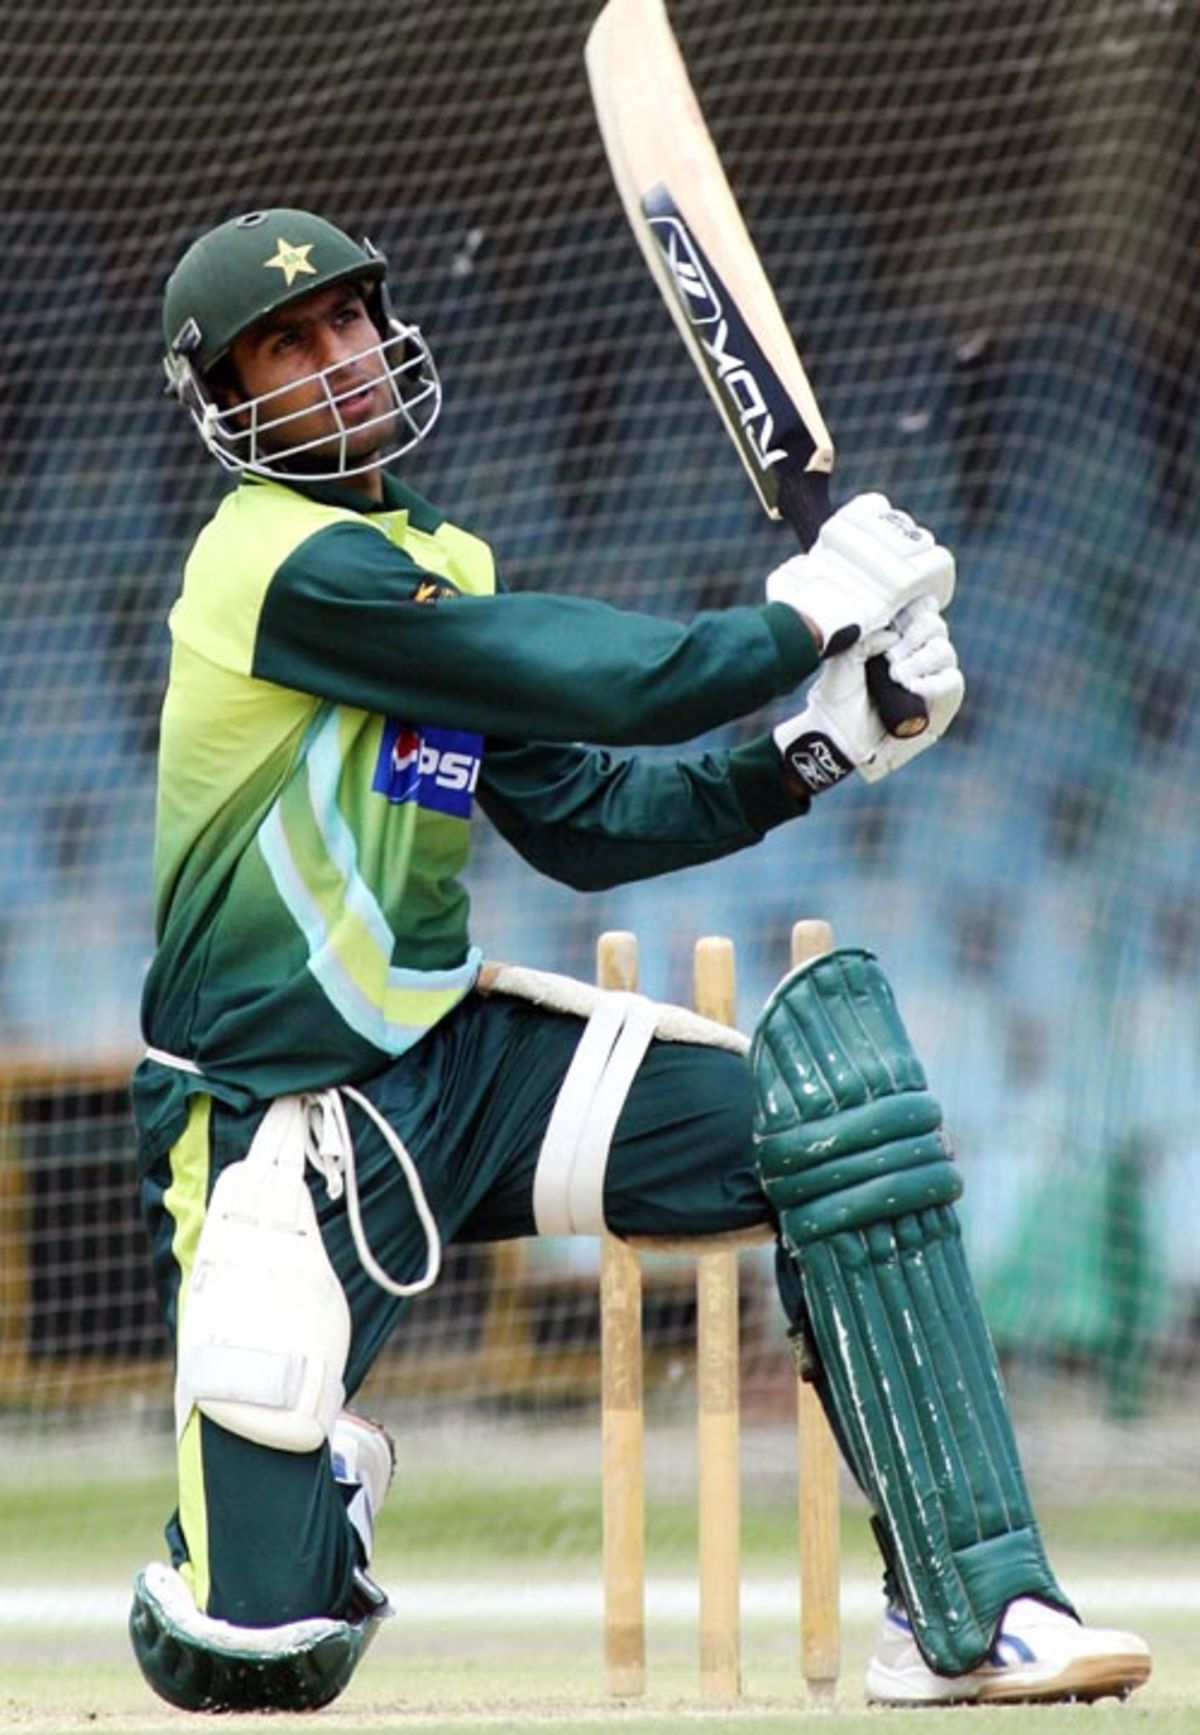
[1,0,1197,1505]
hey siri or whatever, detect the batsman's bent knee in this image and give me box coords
[752,947,1070,1678]
[129,1561,389,1713]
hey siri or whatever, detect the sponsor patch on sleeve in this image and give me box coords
[373,721,483,818]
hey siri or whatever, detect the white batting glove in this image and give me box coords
[775,596,964,795]
[766,493,956,655]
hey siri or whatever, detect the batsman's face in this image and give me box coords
[228,283,396,471]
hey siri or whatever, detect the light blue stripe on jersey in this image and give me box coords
[258,707,480,1053]
[305,707,400,960]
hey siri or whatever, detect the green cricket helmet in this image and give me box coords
[162,207,441,479]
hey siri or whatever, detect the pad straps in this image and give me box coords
[534,991,660,1235]
[519,966,751,1237]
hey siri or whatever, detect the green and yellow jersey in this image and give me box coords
[135,469,819,1156]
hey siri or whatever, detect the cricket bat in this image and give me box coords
[585,0,928,738]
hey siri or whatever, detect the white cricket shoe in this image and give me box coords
[330,1411,396,1566]
[865,1597,1152,1705]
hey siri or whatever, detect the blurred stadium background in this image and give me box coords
[0,0,1197,1677]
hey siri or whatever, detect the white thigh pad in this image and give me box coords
[175,1097,351,1452]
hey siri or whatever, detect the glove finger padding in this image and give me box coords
[890,636,956,683]
[858,666,964,784]
[891,591,949,641]
[752,949,1071,1676]
[773,596,962,796]
[857,599,964,784]
[817,499,955,614]
[886,600,953,683]
[766,494,956,654]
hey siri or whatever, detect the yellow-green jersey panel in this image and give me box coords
[137,469,820,1156]
[143,474,495,1106]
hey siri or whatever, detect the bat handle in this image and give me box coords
[775,468,929,740]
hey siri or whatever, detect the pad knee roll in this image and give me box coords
[754,946,960,1241]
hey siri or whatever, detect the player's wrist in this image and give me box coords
[773,705,856,800]
[761,601,824,684]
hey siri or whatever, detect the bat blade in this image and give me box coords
[586,0,833,514]
[586,0,929,739]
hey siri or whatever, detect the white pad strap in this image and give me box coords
[182,1343,344,1429]
[145,1045,203,1074]
[534,991,659,1235]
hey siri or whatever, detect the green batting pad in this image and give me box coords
[752,950,1070,1675]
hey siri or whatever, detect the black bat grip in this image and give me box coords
[774,468,929,740]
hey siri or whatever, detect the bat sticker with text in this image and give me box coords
[586,0,929,736]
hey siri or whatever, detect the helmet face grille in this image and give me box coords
[178,316,442,480]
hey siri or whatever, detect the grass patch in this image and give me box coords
[3,1463,1198,1580]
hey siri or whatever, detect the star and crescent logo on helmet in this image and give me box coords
[263,239,318,286]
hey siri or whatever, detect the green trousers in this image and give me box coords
[143,988,773,1628]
